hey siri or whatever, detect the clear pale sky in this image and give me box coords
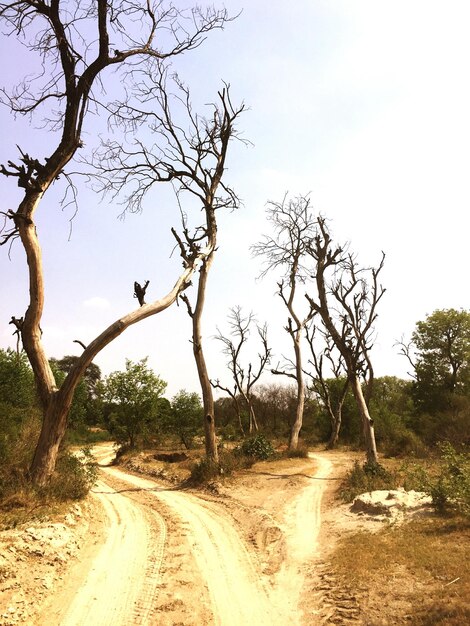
[1,1,469,398]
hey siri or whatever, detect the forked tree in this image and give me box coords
[305,216,385,465]
[305,326,349,449]
[213,306,271,435]
[252,195,315,451]
[0,1,233,484]
[94,70,246,463]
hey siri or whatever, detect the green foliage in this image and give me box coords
[102,358,167,448]
[411,309,470,413]
[50,356,103,429]
[0,349,36,408]
[339,460,399,502]
[163,389,202,449]
[46,448,98,501]
[189,457,221,484]
[236,434,274,460]
[405,443,470,516]
[189,449,254,484]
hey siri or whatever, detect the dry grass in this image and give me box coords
[331,515,470,625]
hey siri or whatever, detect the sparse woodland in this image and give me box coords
[0,1,468,500]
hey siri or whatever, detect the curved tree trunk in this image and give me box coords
[28,251,204,484]
[350,375,379,465]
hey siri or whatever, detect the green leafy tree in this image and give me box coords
[50,356,102,427]
[165,390,203,449]
[102,358,167,448]
[401,309,470,413]
[0,349,35,408]
[0,349,39,467]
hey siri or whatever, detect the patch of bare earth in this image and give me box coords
[4,444,467,625]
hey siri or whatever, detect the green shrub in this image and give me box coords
[407,442,470,516]
[188,449,256,485]
[189,457,221,484]
[381,426,428,459]
[236,434,274,461]
[339,460,399,502]
[45,448,98,501]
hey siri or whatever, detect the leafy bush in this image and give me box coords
[189,457,221,484]
[188,449,256,485]
[45,448,98,501]
[236,434,274,461]
[406,442,470,516]
[339,460,399,502]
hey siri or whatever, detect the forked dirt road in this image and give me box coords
[37,445,335,626]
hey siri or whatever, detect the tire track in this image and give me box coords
[43,475,166,626]
[102,466,293,626]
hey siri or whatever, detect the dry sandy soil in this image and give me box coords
[0,445,432,626]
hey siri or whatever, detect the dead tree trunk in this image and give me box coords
[252,195,316,451]
[186,254,219,462]
[0,1,233,485]
[305,214,385,466]
[350,374,379,464]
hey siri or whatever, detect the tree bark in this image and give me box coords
[350,374,379,465]
[30,396,70,486]
[191,255,218,462]
[327,415,341,449]
[289,333,305,450]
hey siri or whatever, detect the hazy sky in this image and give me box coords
[1,1,469,398]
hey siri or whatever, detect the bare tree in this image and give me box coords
[0,1,233,485]
[305,326,349,449]
[252,195,316,451]
[305,215,385,465]
[95,70,246,462]
[213,306,271,435]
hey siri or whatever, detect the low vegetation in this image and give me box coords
[330,516,470,625]
[338,442,470,519]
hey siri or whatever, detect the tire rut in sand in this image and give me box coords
[104,466,293,626]
[44,477,166,626]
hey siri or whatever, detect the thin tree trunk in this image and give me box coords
[234,399,246,438]
[191,255,218,463]
[289,334,304,450]
[350,375,379,465]
[327,414,341,449]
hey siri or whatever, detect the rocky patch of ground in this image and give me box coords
[0,503,98,625]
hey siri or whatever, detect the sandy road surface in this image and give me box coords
[102,464,291,626]
[40,446,332,625]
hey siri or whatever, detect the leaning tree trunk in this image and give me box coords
[191,255,218,463]
[350,375,379,465]
[327,413,341,449]
[289,333,305,451]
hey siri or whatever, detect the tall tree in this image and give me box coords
[96,71,246,463]
[398,308,470,413]
[305,215,385,465]
[213,306,271,435]
[0,1,233,485]
[252,195,316,451]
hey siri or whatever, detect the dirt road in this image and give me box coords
[38,446,333,626]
